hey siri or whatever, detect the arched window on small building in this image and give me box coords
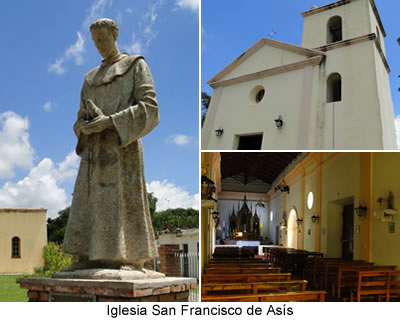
[327,73,342,103]
[327,16,342,44]
[11,236,21,258]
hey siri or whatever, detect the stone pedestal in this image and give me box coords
[20,277,197,302]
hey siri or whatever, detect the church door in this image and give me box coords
[341,204,354,259]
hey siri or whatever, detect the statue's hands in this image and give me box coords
[81,115,113,135]
[86,99,104,119]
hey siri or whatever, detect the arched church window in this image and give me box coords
[255,89,265,103]
[307,192,314,210]
[12,236,20,258]
[327,16,342,44]
[249,85,265,104]
[327,73,342,103]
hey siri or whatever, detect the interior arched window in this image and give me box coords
[12,236,20,258]
[327,16,342,44]
[327,73,342,103]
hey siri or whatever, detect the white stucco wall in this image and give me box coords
[302,0,373,49]
[202,0,396,151]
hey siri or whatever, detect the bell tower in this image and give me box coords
[301,0,397,149]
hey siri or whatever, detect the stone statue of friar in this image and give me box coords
[63,18,160,274]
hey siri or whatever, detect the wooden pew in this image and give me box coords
[334,265,396,299]
[206,263,275,269]
[350,271,389,302]
[202,272,291,284]
[387,270,400,301]
[205,267,281,274]
[202,290,326,302]
[316,259,373,290]
[202,280,307,296]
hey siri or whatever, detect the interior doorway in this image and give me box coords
[341,204,354,259]
[237,135,263,150]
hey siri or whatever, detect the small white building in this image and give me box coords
[157,228,199,278]
[202,0,397,150]
[157,228,199,255]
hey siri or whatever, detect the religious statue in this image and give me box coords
[62,18,160,274]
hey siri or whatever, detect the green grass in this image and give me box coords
[0,275,28,302]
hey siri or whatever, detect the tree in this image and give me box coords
[152,208,199,232]
[148,192,158,218]
[47,207,70,244]
[46,194,198,242]
[201,91,211,127]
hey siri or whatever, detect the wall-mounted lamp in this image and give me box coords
[215,128,224,136]
[256,202,265,208]
[211,210,220,227]
[201,175,216,201]
[296,218,303,226]
[354,202,368,219]
[280,211,287,229]
[311,214,319,224]
[275,182,290,194]
[274,115,284,129]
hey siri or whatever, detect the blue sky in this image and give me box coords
[202,0,400,145]
[0,0,199,218]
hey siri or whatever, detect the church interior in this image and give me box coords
[201,152,400,302]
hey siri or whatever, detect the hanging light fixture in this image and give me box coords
[354,202,368,219]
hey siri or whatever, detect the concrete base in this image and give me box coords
[20,277,197,302]
[52,268,165,280]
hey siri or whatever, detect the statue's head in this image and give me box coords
[90,18,119,59]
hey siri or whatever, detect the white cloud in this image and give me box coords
[48,32,85,75]
[48,58,67,75]
[49,0,112,75]
[83,0,113,30]
[167,134,192,146]
[0,151,80,218]
[43,101,52,112]
[395,115,400,149]
[53,151,80,182]
[0,112,34,179]
[124,33,143,54]
[65,32,86,66]
[147,180,199,211]
[125,8,133,14]
[123,0,165,54]
[176,0,199,12]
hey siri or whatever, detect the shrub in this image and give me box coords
[42,242,73,276]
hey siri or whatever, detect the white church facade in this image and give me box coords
[202,0,397,150]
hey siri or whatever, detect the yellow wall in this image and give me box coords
[321,153,361,258]
[0,209,47,273]
[372,153,400,266]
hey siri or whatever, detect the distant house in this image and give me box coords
[157,228,199,255]
[0,208,47,274]
[157,228,199,278]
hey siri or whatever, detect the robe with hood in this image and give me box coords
[63,54,159,265]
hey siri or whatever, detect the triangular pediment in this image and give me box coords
[208,38,324,87]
